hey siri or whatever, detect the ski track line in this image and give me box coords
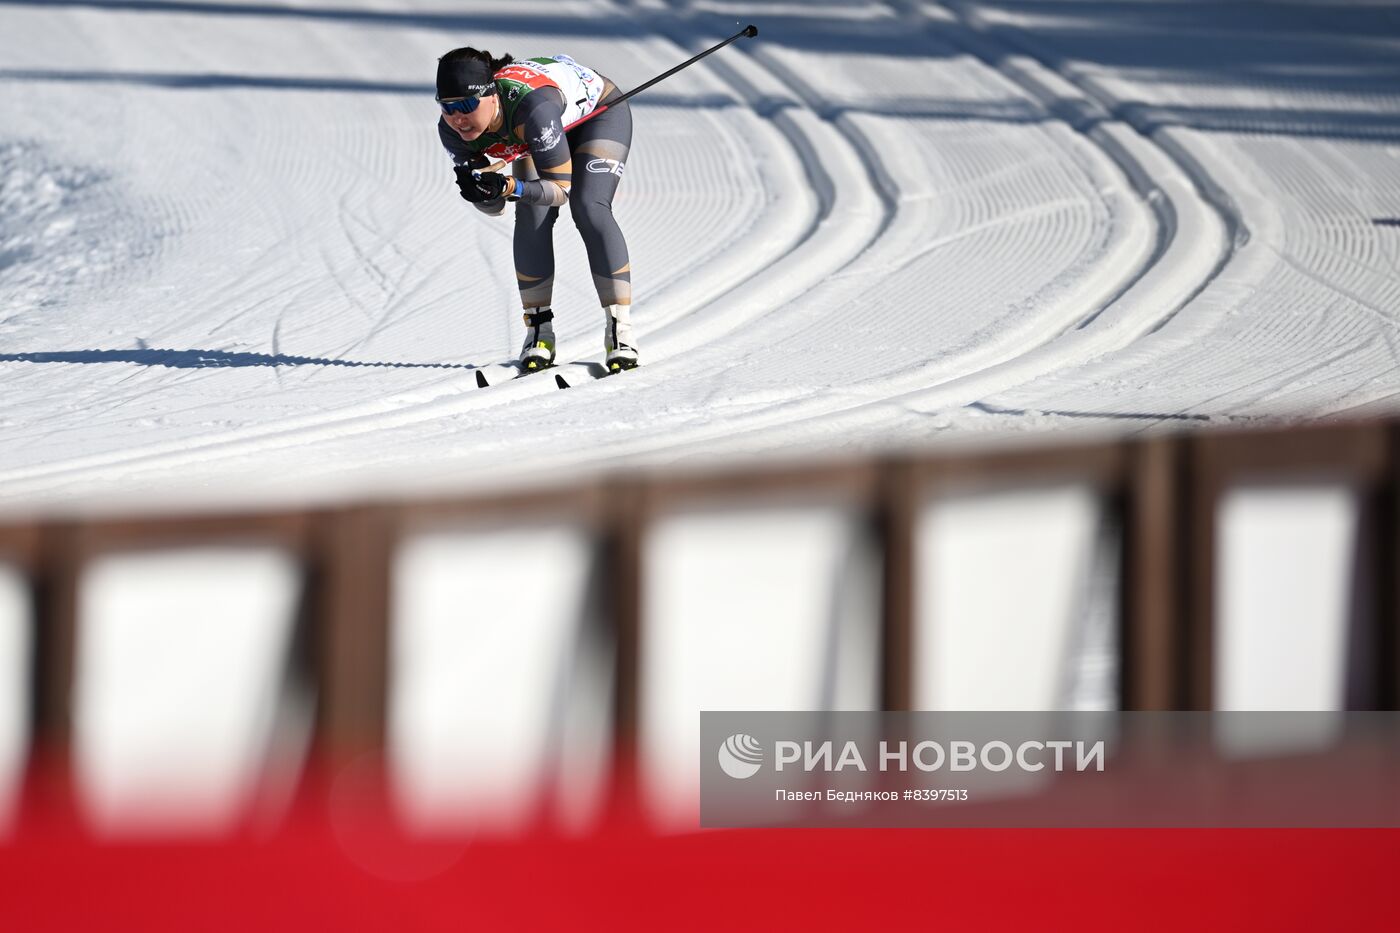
[695,0,1251,441]
[1149,134,1400,419]
[943,1,1400,421]
[586,0,1145,386]
[909,0,1235,343]
[0,11,883,502]
[942,0,1246,323]
[456,0,1207,474]
[604,0,888,360]
[595,0,1241,457]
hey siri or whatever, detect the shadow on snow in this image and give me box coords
[4,1,1398,143]
[0,348,475,370]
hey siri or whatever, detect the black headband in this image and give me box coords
[436,57,497,100]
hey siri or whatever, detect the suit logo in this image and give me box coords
[586,158,625,177]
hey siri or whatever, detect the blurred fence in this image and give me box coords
[0,419,1397,835]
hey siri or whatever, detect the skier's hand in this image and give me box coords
[454,166,512,203]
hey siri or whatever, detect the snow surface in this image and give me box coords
[1,0,1399,515]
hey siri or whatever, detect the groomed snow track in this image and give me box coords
[1,0,1397,513]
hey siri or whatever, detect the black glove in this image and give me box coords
[454,166,511,203]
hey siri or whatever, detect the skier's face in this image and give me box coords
[442,92,497,142]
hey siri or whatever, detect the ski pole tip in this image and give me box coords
[743,24,758,37]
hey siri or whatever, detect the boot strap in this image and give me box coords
[523,309,555,327]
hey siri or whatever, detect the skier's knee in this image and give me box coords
[516,203,559,235]
[571,200,614,238]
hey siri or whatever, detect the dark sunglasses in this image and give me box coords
[438,89,495,115]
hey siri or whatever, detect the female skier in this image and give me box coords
[436,47,638,372]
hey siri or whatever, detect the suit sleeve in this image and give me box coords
[510,89,572,208]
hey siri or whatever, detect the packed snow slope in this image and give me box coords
[1,0,1398,514]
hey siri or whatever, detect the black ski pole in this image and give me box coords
[482,24,759,170]
[588,24,759,118]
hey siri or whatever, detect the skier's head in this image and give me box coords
[437,47,513,140]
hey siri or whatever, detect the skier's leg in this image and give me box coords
[513,157,560,367]
[567,101,637,369]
